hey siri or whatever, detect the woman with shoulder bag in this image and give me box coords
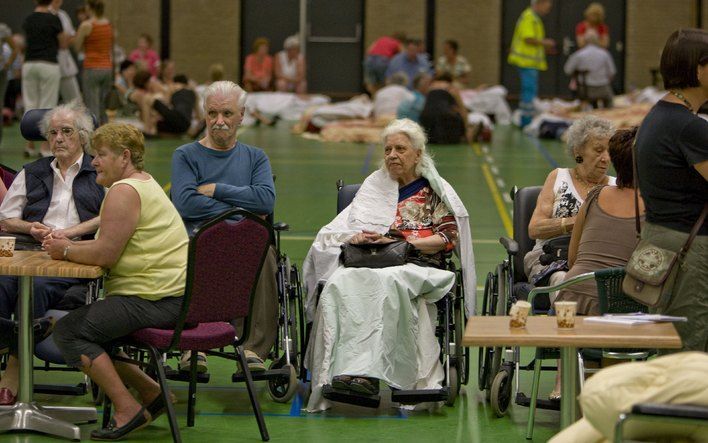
[633,29,708,352]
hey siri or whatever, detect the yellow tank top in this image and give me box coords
[507,8,547,71]
[100,177,188,301]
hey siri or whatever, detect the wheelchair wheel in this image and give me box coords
[446,365,460,407]
[267,361,298,403]
[453,289,468,386]
[490,367,513,417]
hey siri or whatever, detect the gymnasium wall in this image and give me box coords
[104,0,161,62]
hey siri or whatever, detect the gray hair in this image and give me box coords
[203,80,247,111]
[40,100,95,151]
[380,118,435,176]
[584,28,600,45]
[565,115,615,157]
[388,72,409,86]
[284,34,300,49]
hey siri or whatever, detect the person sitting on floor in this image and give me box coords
[0,101,105,406]
[302,118,475,411]
[419,73,469,144]
[397,72,431,123]
[243,37,273,92]
[44,123,187,441]
[274,34,306,94]
[171,80,278,375]
[143,74,197,136]
[372,72,414,120]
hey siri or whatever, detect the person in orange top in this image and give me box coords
[75,0,113,124]
[243,37,273,92]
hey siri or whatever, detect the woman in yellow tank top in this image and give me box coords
[44,123,188,440]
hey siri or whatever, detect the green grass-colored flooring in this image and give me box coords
[0,121,574,442]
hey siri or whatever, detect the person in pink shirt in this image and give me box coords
[243,37,273,92]
[128,33,160,77]
[364,32,405,94]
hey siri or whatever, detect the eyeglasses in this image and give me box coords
[48,127,76,138]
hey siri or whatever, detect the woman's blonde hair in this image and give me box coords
[252,37,270,53]
[584,2,605,23]
[91,123,145,171]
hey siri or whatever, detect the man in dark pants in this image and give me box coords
[0,101,105,405]
[171,80,277,374]
[150,74,196,135]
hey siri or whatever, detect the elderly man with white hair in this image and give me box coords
[171,80,277,374]
[564,29,616,108]
[303,118,475,411]
[0,101,104,405]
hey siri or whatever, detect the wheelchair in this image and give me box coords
[159,214,306,404]
[477,186,562,418]
[308,179,469,409]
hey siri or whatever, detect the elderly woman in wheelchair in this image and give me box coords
[302,118,475,411]
[524,115,615,303]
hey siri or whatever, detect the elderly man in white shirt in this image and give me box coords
[0,101,104,406]
[564,30,616,108]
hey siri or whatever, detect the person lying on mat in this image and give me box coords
[44,123,188,441]
[302,118,475,411]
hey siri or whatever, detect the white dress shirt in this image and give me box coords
[0,155,83,229]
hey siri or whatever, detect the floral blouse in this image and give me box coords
[388,178,459,257]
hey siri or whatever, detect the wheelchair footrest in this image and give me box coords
[391,388,449,404]
[164,365,211,383]
[515,392,560,411]
[322,384,381,408]
[34,383,87,396]
[231,367,291,383]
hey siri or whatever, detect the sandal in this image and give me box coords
[331,375,353,391]
[349,377,380,396]
[549,389,561,401]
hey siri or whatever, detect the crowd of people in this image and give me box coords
[0,0,704,440]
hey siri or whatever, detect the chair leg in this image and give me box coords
[101,388,112,428]
[577,352,585,391]
[236,345,270,441]
[525,357,543,440]
[147,346,181,443]
[188,351,198,427]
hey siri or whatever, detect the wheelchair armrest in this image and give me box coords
[273,222,289,232]
[499,237,519,256]
[631,403,708,420]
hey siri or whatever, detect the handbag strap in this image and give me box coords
[630,130,641,237]
[678,203,708,260]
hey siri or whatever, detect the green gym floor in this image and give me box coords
[0,122,574,442]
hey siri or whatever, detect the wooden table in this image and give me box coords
[463,316,682,429]
[0,251,103,441]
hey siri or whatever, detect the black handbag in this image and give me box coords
[340,241,412,268]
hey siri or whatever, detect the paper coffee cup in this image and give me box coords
[555,301,577,328]
[0,236,15,257]
[509,300,532,328]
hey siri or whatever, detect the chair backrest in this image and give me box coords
[336,182,361,214]
[595,267,648,314]
[176,209,272,336]
[20,108,99,141]
[512,186,542,282]
[0,163,17,191]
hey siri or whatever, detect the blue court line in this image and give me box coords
[527,135,559,168]
[361,143,375,174]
